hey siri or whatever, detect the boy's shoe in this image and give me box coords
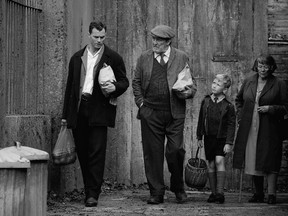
[207,193,217,203]
[267,195,276,205]
[248,193,265,203]
[215,193,225,204]
[147,195,164,204]
[175,191,188,203]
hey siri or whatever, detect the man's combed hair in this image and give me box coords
[89,21,106,33]
[216,74,232,89]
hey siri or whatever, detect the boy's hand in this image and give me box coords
[197,140,203,148]
[223,144,232,153]
[61,119,67,126]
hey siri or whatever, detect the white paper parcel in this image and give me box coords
[98,63,117,105]
[172,63,193,92]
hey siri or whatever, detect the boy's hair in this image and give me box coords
[215,74,232,89]
[89,21,106,34]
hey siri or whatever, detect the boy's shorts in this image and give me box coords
[204,135,226,161]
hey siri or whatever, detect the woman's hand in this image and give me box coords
[257,105,269,113]
[197,140,203,148]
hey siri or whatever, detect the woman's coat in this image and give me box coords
[233,74,288,172]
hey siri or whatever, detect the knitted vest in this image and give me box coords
[144,58,170,111]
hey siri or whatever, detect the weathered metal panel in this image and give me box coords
[4,0,43,115]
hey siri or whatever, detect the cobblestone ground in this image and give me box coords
[47,189,288,216]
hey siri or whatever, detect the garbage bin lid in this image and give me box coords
[0,149,30,168]
[3,142,49,161]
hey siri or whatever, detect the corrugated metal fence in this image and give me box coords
[5,0,42,115]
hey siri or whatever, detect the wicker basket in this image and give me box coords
[185,147,208,189]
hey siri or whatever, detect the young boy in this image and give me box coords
[196,74,236,204]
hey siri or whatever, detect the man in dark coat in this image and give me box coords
[62,21,129,207]
[132,25,196,204]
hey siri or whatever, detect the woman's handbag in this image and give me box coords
[185,147,208,189]
[52,125,76,165]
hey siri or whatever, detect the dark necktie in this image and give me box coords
[214,97,218,103]
[159,53,165,66]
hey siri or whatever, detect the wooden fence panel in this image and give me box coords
[54,0,287,192]
[268,0,288,191]
[178,0,197,171]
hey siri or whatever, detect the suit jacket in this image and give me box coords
[132,47,196,119]
[62,44,129,128]
[196,95,236,144]
[233,74,288,172]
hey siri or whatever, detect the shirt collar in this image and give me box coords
[87,45,102,58]
[154,46,171,58]
[211,94,225,103]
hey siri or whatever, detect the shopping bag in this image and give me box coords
[98,63,117,105]
[52,125,76,165]
[172,63,196,99]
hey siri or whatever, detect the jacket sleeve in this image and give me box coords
[62,56,74,119]
[235,79,246,123]
[110,55,129,98]
[196,99,205,140]
[267,79,288,116]
[132,55,144,108]
[225,103,236,145]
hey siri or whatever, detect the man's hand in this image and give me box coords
[197,140,203,148]
[223,144,232,154]
[101,82,116,95]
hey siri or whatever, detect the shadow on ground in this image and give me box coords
[47,188,288,216]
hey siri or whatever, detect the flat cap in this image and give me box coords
[151,25,175,39]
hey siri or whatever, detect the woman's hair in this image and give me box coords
[252,55,277,74]
[215,74,232,89]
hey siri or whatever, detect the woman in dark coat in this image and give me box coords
[233,55,288,204]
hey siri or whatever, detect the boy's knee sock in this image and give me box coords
[208,171,216,194]
[267,173,277,195]
[216,171,226,194]
[253,175,264,195]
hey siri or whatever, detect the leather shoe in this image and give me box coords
[175,191,188,203]
[147,195,164,204]
[215,193,225,204]
[207,193,217,203]
[85,197,98,207]
[248,193,264,203]
[267,195,276,204]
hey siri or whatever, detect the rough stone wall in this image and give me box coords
[41,0,68,192]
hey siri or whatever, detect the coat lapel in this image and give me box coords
[144,50,154,90]
[167,47,176,70]
[80,49,88,92]
[259,76,275,99]
[247,74,258,101]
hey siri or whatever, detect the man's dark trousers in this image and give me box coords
[73,98,107,200]
[140,106,186,196]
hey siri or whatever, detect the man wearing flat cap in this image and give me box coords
[132,24,197,204]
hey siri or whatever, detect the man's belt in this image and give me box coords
[81,93,92,101]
